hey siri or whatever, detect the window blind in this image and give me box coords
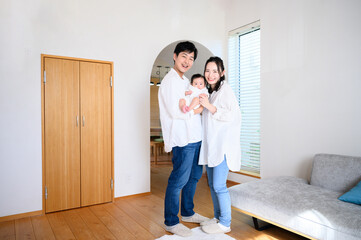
[228,23,261,174]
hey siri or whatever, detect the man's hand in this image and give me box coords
[193,106,204,115]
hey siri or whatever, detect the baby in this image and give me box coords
[179,74,209,113]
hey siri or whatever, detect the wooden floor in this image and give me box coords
[0,155,307,240]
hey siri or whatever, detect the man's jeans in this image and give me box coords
[206,158,231,227]
[164,141,203,227]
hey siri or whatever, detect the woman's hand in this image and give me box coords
[199,94,209,107]
[199,94,217,114]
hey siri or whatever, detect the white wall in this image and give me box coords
[226,0,361,183]
[0,0,227,217]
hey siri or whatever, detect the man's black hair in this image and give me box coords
[174,41,198,60]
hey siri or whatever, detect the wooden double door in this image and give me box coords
[42,56,113,213]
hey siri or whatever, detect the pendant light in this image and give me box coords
[157,66,170,86]
[156,66,161,86]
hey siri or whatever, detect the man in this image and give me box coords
[158,41,209,237]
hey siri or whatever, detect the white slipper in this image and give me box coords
[165,223,192,237]
[202,223,231,234]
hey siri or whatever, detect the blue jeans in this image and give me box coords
[206,158,231,227]
[164,141,203,227]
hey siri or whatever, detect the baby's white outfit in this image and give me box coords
[186,85,209,108]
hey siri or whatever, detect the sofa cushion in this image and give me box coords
[229,176,361,240]
[310,154,361,193]
[339,180,361,205]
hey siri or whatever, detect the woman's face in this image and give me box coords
[204,62,223,88]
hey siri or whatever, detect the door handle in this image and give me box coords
[76,116,79,127]
[82,116,85,127]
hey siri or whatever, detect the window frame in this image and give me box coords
[228,21,261,178]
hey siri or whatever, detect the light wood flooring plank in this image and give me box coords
[122,197,165,227]
[76,207,116,240]
[89,204,135,240]
[31,215,55,240]
[47,212,76,240]
[15,218,35,240]
[61,209,96,240]
[114,199,167,238]
[0,220,15,240]
[103,203,154,240]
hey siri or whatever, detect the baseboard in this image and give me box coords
[115,192,151,200]
[0,210,42,222]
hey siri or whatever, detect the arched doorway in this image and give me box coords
[149,40,213,165]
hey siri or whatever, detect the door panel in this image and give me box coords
[80,62,112,206]
[44,58,81,213]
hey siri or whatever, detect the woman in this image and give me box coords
[198,56,242,234]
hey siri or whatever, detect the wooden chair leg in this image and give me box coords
[154,146,158,165]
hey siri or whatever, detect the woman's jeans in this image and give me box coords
[206,158,231,227]
[164,141,203,227]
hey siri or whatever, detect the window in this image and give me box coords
[228,21,261,175]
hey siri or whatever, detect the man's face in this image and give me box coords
[173,51,195,76]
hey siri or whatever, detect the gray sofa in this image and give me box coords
[229,154,361,240]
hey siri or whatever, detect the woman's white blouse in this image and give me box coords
[199,82,242,171]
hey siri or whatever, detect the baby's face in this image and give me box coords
[192,77,205,89]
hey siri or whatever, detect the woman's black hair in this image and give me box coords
[204,56,225,94]
[174,41,198,60]
[190,74,205,84]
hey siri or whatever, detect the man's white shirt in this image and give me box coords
[158,68,202,152]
